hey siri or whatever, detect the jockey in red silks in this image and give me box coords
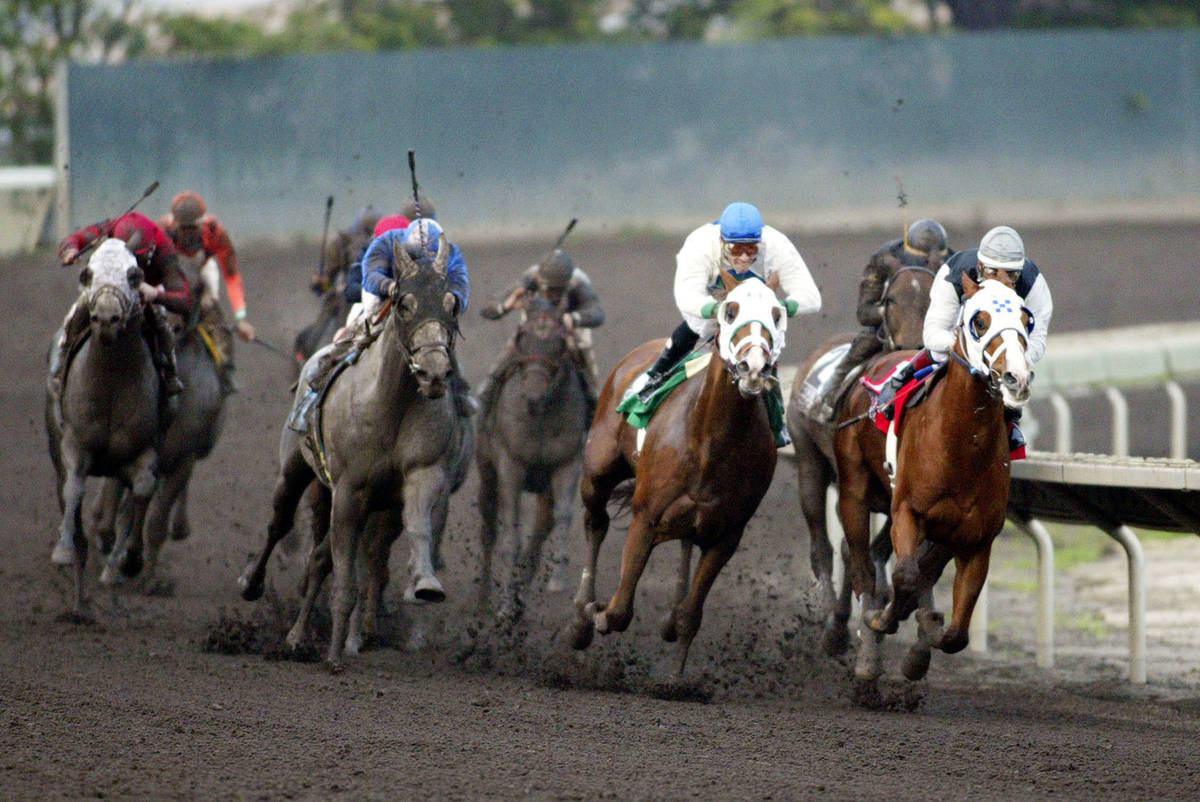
[161,191,253,394]
[54,211,192,399]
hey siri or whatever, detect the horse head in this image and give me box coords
[512,294,572,413]
[715,267,787,398]
[389,233,456,398]
[80,239,142,343]
[880,264,935,350]
[959,274,1033,407]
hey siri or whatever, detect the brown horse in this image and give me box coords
[567,270,789,681]
[834,275,1032,682]
[785,264,933,656]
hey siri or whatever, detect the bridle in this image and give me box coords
[387,276,456,376]
[877,264,935,350]
[514,309,573,389]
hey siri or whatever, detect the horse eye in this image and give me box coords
[399,295,417,317]
[970,311,988,339]
[79,267,92,286]
[723,302,738,324]
[772,306,782,326]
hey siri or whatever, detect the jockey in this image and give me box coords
[343,213,411,306]
[55,210,191,399]
[816,218,952,422]
[878,224,1054,449]
[476,247,606,418]
[160,191,254,394]
[313,204,380,300]
[636,202,822,408]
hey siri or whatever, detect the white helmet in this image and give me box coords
[978,225,1025,270]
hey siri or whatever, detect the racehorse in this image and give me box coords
[785,263,934,656]
[45,239,161,615]
[567,269,788,681]
[834,275,1031,682]
[238,235,473,670]
[88,323,228,592]
[475,294,589,623]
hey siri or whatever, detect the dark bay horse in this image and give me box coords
[476,294,589,623]
[239,236,473,670]
[785,264,934,655]
[834,275,1032,682]
[45,239,161,614]
[89,324,228,591]
[567,270,789,681]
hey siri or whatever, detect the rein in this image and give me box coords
[88,284,138,331]
[877,264,935,349]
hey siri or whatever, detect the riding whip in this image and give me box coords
[407,150,422,219]
[314,194,334,294]
[77,181,161,260]
[554,218,578,249]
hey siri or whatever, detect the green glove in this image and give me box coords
[784,298,799,317]
[701,301,718,319]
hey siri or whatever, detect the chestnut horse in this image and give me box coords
[834,275,1032,682]
[567,269,788,681]
[785,264,934,656]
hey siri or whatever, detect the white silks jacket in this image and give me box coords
[923,264,1053,366]
[674,222,822,338]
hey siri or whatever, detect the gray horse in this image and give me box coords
[475,294,589,624]
[238,236,473,670]
[89,324,228,591]
[785,264,933,659]
[45,239,162,614]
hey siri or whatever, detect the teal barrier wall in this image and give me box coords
[65,30,1199,240]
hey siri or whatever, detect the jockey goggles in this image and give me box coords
[722,241,760,258]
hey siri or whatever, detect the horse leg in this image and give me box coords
[491,454,525,625]
[53,444,92,615]
[239,447,315,601]
[568,464,625,650]
[286,533,331,650]
[795,438,839,648]
[138,460,193,592]
[534,460,581,594]
[924,546,992,655]
[169,463,196,542]
[591,515,656,636]
[837,473,888,681]
[400,465,447,605]
[668,537,738,682]
[89,478,122,555]
[660,540,692,643]
[325,483,367,671]
[344,536,370,656]
[476,456,499,615]
[868,504,924,636]
[358,510,399,650]
[100,448,156,586]
[902,583,939,681]
[299,481,331,599]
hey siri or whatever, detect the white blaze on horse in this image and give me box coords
[834,275,1033,683]
[46,239,161,614]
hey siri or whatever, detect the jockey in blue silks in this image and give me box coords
[359,218,469,320]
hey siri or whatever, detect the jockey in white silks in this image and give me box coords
[632,201,822,445]
[879,224,1054,450]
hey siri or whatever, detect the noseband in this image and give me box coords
[88,282,136,330]
[515,312,572,384]
[877,264,935,349]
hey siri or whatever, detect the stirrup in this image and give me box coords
[635,372,663,405]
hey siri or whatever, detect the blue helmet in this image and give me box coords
[717,202,763,243]
[402,218,443,260]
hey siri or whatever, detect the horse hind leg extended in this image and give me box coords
[666,537,738,682]
[794,438,840,649]
[136,459,196,593]
[99,448,156,586]
[239,448,315,601]
[476,455,499,615]
[566,470,623,650]
[527,461,581,594]
[919,545,991,656]
[660,540,692,642]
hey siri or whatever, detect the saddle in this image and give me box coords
[861,361,943,434]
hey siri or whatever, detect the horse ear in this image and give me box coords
[78,266,92,287]
[125,228,143,254]
[962,270,981,298]
[718,265,740,293]
[127,265,143,289]
[765,271,785,300]
[432,235,449,277]
[393,235,419,280]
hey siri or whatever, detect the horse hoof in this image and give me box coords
[121,550,144,578]
[99,564,122,586]
[660,613,678,643]
[344,636,362,656]
[821,624,850,658]
[238,575,264,602]
[564,616,594,651]
[410,575,446,604]
[546,573,568,594]
[51,543,77,565]
[902,644,932,681]
[326,659,345,675]
[170,521,191,542]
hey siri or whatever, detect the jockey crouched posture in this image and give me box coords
[340,194,435,322]
[313,204,380,301]
[816,218,952,422]
[637,201,822,445]
[54,211,192,401]
[878,225,1053,451]
[160,191,254,395]
[312,217,476,416]
[476,248,605,419]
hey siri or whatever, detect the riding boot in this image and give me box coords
[51,300,89,398]
[1004,406,1026,453]
[146,307,184,397]
[578,342,601,425]
[636,321,698,405]
[877,347,932,415]
[817,330,881,422]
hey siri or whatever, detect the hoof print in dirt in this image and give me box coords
[850,677,923,712]
[649,680,713,704]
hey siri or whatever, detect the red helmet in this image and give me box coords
[373,214,410,238]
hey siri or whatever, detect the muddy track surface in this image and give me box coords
[4,221,1200,800]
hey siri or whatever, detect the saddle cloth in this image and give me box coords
[794,342,851,415]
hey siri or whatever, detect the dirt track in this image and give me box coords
[4,221,1200,800]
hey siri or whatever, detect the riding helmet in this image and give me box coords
[536,249,575,289]
[904,218,948,258]
[401,193,437,221]
[717,202,763,243]
[170,191,206,226]
[977,225,1025,270]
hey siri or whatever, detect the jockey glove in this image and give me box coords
[701,301,718,319]
[784,298,800,317]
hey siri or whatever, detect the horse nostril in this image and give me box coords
[109,314,120,325]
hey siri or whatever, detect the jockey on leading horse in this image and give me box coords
[476,247,606,420]
[54,211,192,402]
[160,191,255,395]
[633,201,822,445]
[876,224,1054,451]
[815,218,952,422]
